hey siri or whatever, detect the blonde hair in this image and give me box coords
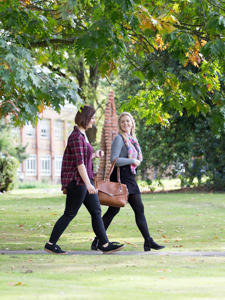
[118,112,136,140]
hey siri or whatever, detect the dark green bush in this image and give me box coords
[0,156,19,192]
[136,114,225,191]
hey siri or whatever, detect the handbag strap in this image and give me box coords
[105,158,121,183]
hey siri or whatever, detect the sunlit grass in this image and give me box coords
[0,188,225,299]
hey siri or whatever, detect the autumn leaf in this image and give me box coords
[135,5,156,31]
[184,39,205,67]
[156,269,171,273]
[123,241,138,248]
[37,101,45,113]
[172,3,180,13]
[57,25,63,33]
[158,114,163,123]
[2,62,10,70]
[9,281,25,286]
[157,14,180,34]
[154,34,167,50]
[19,0,30,6]
[201,40,207,47]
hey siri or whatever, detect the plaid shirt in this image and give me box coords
[61,126,94,190]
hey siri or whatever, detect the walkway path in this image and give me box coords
[1,250,225,256]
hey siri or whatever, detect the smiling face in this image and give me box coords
[119,115,133,134]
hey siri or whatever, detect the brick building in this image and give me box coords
[15,91,119,184]
[15,104,76,184]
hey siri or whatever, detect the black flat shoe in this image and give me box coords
[91,237,122,251]
[98,242,125,254]
[44,242,67,254]
[144,238,165,251]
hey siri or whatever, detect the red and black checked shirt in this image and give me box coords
[61,126,94,190]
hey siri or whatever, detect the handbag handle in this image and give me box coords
[105,158,121,183]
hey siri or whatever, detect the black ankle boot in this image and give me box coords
[91,237,99,251]
[144,238,165,251]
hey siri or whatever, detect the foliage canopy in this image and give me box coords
[0,0,224,124]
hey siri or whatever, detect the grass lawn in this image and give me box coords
[0,188,225,299]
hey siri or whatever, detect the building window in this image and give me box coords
[40,119,50,138]
[54,120,64,140]
[25,155,36,176]
[25,123,36,137]
[55,156,62,176]
[40,155,51,176]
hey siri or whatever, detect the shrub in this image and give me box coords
[0,156,19,192]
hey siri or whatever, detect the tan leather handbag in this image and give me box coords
[95,159,128,207]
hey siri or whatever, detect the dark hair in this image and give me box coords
[75,105,96,129]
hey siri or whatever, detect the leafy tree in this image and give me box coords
[0,156,19,192]
[109,63,225,189]
[0,0,82,124]
[0,121,26,192]
[119,1,225,127]
[0,121,27,162]
[138,112,225,190]
[1,0,224,125]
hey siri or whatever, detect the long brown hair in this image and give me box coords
[118,112,137,141]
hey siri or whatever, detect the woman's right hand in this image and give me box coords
[86,183,98,194]
[133,159,141,167]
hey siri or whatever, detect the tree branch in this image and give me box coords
[179,22,204,27]
[125,54,142,71]
[28,5,55,12]
[207,0,225,12]
[30,37,78,48]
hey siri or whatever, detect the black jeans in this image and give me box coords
[49,181,108,245]
[101,194,151,241]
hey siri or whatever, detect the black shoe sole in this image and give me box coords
[144,247,151,251]
[144,246,165,251]
[44,248,67,255]
[91,248,100,251]
[102,245,125,254]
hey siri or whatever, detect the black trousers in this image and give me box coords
[49,181,108,245]
[101,194,151,241]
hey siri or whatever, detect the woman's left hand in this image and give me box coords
[133,159,141,167]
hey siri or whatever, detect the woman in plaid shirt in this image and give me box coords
[44,106,124,254]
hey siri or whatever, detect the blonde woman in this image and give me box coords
[91,112,165,252]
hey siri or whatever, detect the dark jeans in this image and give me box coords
[49,181,108,245]
[101,194,151,241]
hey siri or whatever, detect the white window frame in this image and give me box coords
[25,123,36,137]
[54,120,64,140]
[40,119,50,139]
[25,154,36,176]
[55,155,63,176]
[40,155,51,176]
